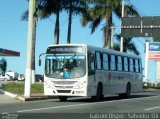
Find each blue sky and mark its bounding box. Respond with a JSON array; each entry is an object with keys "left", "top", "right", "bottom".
[{"left": 0, "top": 0, "right": 160, "bottom": 82}]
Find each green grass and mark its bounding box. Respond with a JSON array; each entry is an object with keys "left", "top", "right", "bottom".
[{"left": 0, "top": 82, "right": 44, "bottom": 94}]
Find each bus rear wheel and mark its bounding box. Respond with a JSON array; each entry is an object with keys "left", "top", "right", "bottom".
[
  {"left": 59, "top": 96, "right": 68, "bottom": 102},
  {"left": 119, "top": 83, "right": 131, "bottom": 99}
]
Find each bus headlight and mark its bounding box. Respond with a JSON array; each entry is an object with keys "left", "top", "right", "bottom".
[
  {"left": 45, "top": 80, "right": 55, "bottom": 88},
  {"left": 74, "top": 82, "right": 84, "bottom": 89}
]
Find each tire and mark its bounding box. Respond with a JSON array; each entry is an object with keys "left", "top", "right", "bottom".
[
  {"left": 119, "top": 83, "right": 131, "bottom": 99},
  {"left": 92, "top": 84, "right": 103, "bottom": 102},
  {"left": 59, "top": 96, "right": 68, "bottom": 102},
  {"left": 124, "top": 84, "right": 131, "bottom": 98}
]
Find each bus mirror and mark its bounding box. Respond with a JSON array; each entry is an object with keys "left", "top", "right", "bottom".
[
  {"left": 39, "top": 53, "right": 45, "bottom": 66},
  {"left": 39, "top": 59, "right": 41, "bottom": 66}
]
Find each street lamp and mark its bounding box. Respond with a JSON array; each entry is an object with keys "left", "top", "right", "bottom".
[{"left": 120, "top": 0, "right": 125, "bottom": 52}]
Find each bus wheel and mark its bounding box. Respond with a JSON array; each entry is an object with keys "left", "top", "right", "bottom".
[
  {"left": 119, "top": 83, "right": 131, "bottom": 99},
  {"left": 92, "top": 84, "right": 103, "bottom": 102},
  {"left": 125, "top": 83, "right": 131, "bottom": 98},
  {"left": 59, "top": 96, "right": 68, "bottom": 102}
]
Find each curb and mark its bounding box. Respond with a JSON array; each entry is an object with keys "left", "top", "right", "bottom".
[
  {"left": 0, "top": 87, "right": 58, "bottom": 102},
  {"left": 0, "top": 89, "right": 17, "bottom": 98},
  {"left": 16, "top": 95, "right": 58, "bottom": 101}
]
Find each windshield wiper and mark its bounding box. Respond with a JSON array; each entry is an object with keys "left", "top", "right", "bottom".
[{"left": 53, "top": 54, "right": 60, "bottom": 61}]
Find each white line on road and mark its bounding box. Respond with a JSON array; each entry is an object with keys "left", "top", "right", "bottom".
[
  {"left": 145, "top": 106, "right": 160, "bottom": 111},
  {"left": 17, "top": 95, "right": 160, "bottom": 113},
  {"left": 17, "top": 103, "right": 90, "bottom": 112}
]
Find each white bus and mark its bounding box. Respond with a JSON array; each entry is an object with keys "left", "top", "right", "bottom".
[{"left": 39, "top": 44, "right": 143, "bottom": 101}]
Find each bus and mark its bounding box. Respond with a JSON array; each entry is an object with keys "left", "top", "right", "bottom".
[{"left": 39, "top": 44, "right": 143, "bottom": 102}]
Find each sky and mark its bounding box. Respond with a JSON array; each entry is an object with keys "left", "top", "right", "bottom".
[{"left": 0, "top": 0, "right": 160, "bottom": 83}]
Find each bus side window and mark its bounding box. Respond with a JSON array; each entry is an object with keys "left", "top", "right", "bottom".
[
  {"left": 123, "top": 57, "right": 128, "bottom": 72},
  {"left": 95, "top": 52, "right": 102, "bottom": 70},
  {"left": 110, "top": 54, "right": 116, "bottom": 71},
  {"left": 102, "top": 53, "right": 109, "bottom": 70},
  {"left": 117, "top": 55, "right": 122, "bottom": 71},
  {"left": 139, "top": 59, "right": 142, "bottom": 73},
  {"left": 129, "top": 58, "right": 134, "bottom": 72},
  {"left": 134, "top": 59, "right": 139, "bottom": 73},
  {"left": 88, "top": 52, "right": 95, "bottom": 75}
]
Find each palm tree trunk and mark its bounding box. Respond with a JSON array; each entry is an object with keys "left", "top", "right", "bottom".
[
  {"left": 67, "top": 2, "right": 72, "bottom": 44},
  {"left": 54, "top": 9, "right": 60, "bottom": 44},
  {"left": 104, "top": 16, "right": 112, "bottom": 49}
]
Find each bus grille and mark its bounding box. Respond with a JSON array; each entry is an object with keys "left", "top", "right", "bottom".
[
  {"left": 52, "top": 81, "right": 77, "bottom": 85},
  {"left": 57, "top": 90, "right": 71, "bottom": 93},
  {"left": 55, "top": 86, "right": 73, "bottom": 89}
]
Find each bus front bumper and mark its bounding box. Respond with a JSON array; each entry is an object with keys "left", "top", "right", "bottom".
[{"left": 44, "top": 87, "right": 87, "bottom": 97}]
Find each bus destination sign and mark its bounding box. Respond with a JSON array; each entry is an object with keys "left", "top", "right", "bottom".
[{"left": 46, "top": 46, "right": 86, "bottom": 54}]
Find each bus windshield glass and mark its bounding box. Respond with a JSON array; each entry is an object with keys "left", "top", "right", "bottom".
[{"left": 45, "top": 54, "right": 86, "bottom": 79}]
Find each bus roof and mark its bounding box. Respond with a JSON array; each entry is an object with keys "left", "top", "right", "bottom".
[
  {"left": 47, "top": 44, "right": 141, "bottom": 59},
  {"left": 86, "top": 45, "right": 141, "bottom": 59}
]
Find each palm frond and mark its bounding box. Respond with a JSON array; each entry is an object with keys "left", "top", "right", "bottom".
[
  {"left": 90, "top": 16, "right": 102, "bottom": 34},
  {"left": 21, "top": 10, "right": 29, "bottom": 21}
]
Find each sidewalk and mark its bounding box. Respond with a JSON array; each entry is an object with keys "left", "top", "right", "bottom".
[
  {"left": 0, "top": 87, "right": 57, "bottom": 102},
  {"left": 0, "top": 93, "right": 20, "bottom": 104},
  {"left": 0, "top": 82, "right": 58, "bottom": 102}
]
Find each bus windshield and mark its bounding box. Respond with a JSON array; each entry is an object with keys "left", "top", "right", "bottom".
[{"left": 45, "top": 54, "right": 86, "bottom": 79}]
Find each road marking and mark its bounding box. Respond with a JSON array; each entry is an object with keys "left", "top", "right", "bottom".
[
  {"left": 145, "top": 106, "right": 160, "bottom": 111},
  {"left": 17, "top": 95, "right": 160, "bottom": 113},
  {"left": 17, "top": 103, "right": 95, "bottom": 112}
]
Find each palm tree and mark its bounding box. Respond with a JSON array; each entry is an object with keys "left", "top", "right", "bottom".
[
  {"left": 113, "top": 34, "right": 139, "bottom": 55},
  {"left": 81, "top": 0, "right": 140, "bottom": 49},
  {"left": 39, "top": 0, "right": 63, "bottom": 44},
  {"left": 0, "top": 58, "right": 7, "bottom": 75},
  {"left": 63, "top": 0, "right": 87, "bottom": 44},
  {"left": 22, "top": 0, "right": 63, "bottom": 44}
]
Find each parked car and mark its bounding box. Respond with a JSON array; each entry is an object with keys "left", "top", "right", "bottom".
[
  {"left": 0, "top": 74, "right": 13, "bottom": 81},
  {"left": 18, "top": 74, "right": 25, "bottom": 81},
  {"left": 5, "top": 71, "right": 18, "bottom": 80},
  {"left": 35, "top": 74, "right": 44, "bottom": 82}
]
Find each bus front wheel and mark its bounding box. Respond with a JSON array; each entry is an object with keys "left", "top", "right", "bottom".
[
  {"left": 92, "top": 84, "right": 103, "bottom": 102},
  {"left": 59, "top": 96, "right": 68, "bottom": 102}
]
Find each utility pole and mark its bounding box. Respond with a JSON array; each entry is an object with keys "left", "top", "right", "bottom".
[
  {"left": 144, "top": 42, "right": 149, "bottom": 85},
  {"left": 31, "top": 0, "right": 37, "bottom": 84},
  {"left": 120, "top": 0, "right": 125, "bottom": 52},
  {"left": 111, "top": 26, "right": 115, "bottom": 49},
  {"left": 24, "top": 0, "right": 36, "bottom": 97}
]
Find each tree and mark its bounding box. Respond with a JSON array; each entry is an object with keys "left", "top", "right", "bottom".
[
  {"left": 81, "top": 0, "right": 140, "bottom": 49},
  {"left": 22, "top": 0, "right": 63, "bottom": 44},
  {"left": 0, "top": 58, "right": 7, "bottom": 75},
  {"left": 38, "top": 0, "right": 64, "bottom": 44},
  {"left": 63, "top": 0, "right": 87, "bottom": 44},
  {"left": 113, "top": 34, "right": 139, "bottom": 55}
]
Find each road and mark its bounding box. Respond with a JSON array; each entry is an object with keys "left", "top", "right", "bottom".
[{"left": 0, "top": 91, "right": 160, "bottom": 119}]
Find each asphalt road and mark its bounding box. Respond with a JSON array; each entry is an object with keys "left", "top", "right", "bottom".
[{"left": 0, "top": 91, "right": 160, "bottom": 119}]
